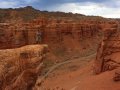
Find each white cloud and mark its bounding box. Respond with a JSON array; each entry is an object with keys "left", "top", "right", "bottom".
[
  {"left": 0, "top": 0, "right": 120, "bottom": 18},
  {"left": 50, "top": 2, "right": 120, "bottom": 18},
  {"left": 0, "top": 0, "right": 38, "bottom": 8},
  {"left": 23, "top": 0, "right": 38, "bottom": 4},
  {"left": 0, "top": 1, "right": 18, "bottom": 8}
]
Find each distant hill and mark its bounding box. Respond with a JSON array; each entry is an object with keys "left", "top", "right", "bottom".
[{"left": 0, "top": 6, "right": 105, "bottom": 22}]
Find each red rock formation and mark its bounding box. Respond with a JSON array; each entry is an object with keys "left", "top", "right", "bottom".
[
  {"left": 0, "top": 18, "right": 102, "bottom": 49},
  {"left": 0, "top": 7, "right": 118, "bottom": 61},
  {"left": 0, "top": 45, "right": 48, "bottom": 90},
  {"left": 0, "top": 6, "right": 117, "bottom": 50},
  {"left": 114, "top": 68, "right": 120, "bottom": 81},
  {"left": 94, "top": 21, "right": 120, "bottom": 74},
  {"left": 5, "top": 63, "right": 44, "bottom": 90},
  {"left": 0, "top": 15, "right": 118, "bottom": 64},
  {"left": 0, "top": 17, "right": 107, "bottom": 63}
]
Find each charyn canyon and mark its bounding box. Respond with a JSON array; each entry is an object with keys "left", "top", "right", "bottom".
[{"left": 0, "top": 0, "right": 120, "bottom": 90}]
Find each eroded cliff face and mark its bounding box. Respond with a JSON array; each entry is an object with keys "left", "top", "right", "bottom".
[
  {"left": 0, "top": 45, "right": 48, "bottom": 90},
  {"left": 0, "top": 18, "right": 100, "bottom": 48},
  {"left": 0, "top": 7, "right": 118, "bottom": 62},
  {"left": 0, "top": 17, "right": 117, "bottom": 62},
  {"left": 94, "top": 21, "right": 120, "bottom": 80},
  {"left": 0, "top": 7, "right": 117, "bottom": 52}
]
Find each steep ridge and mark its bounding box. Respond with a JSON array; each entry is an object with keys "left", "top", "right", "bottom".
[
  {"left": 0, "top": 6, "right": 84, "bottom": 22},
  {"left": 94, "top": 21, "right": 120, "bottom": 74},
  {"left": 0, "top": 45, "right": 48, "bottom": 90}
]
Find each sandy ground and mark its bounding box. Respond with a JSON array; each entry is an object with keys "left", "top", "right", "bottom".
[
  {"left": 76, "top": 70, "right": 120, "bottom": 90},
  {"left": 40, "top": 56, "right": 94, "bottom": 90},
  {"left": 40, "top": 57, "right": 120, "bottom": 90}
]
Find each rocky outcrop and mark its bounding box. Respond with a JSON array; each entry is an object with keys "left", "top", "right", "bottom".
[
  {"left": 114, "top": 68, "right": 120, "bottom": 81},
  {"left": 0, "top": 45, "right": 48, "bottom": 90},
  {"left": 94, "top": 22, "right": 120, "bottom": 74},
  {"left": 5, "top": 63, "right": 44, "bottom": 90}
]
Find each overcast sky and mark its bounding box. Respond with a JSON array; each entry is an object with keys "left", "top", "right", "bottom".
[{"left": 0, "top": 0, "right": 120, "bottom": 18}]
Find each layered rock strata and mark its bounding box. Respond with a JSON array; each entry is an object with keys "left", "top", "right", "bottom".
[
  {"left": 95, "top": 22, "right": 120, "bottom": 75},
  {"left": 0, "top": 45, "right": 48, "bottom": 90}
]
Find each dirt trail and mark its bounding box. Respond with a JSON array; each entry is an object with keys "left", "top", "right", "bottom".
[{"left": 36, "top": 52, "right": 96, "bottom": 89}]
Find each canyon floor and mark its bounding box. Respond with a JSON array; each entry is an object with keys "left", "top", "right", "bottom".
[{"left": 37, "top": 52, "right": 120, "bottom": 90}]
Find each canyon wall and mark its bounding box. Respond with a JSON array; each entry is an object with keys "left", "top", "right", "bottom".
[
  {"left": 0, "top": 7, "right": 117, "bottom": 58},
  {"left": 0, "top": 6, "right": 119, "bottom": 61},
  {"left": 0, "top": 15, "right": 117, "bottom": 62},
  {"left": 0, "top": 18, "right": 102, "bottom": 49},
  {"left": 0, "top": 18, "right": 116, "bottom": 48},
  {"left": 94, "top": 21, "right": 120, "bottom": 75}
]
